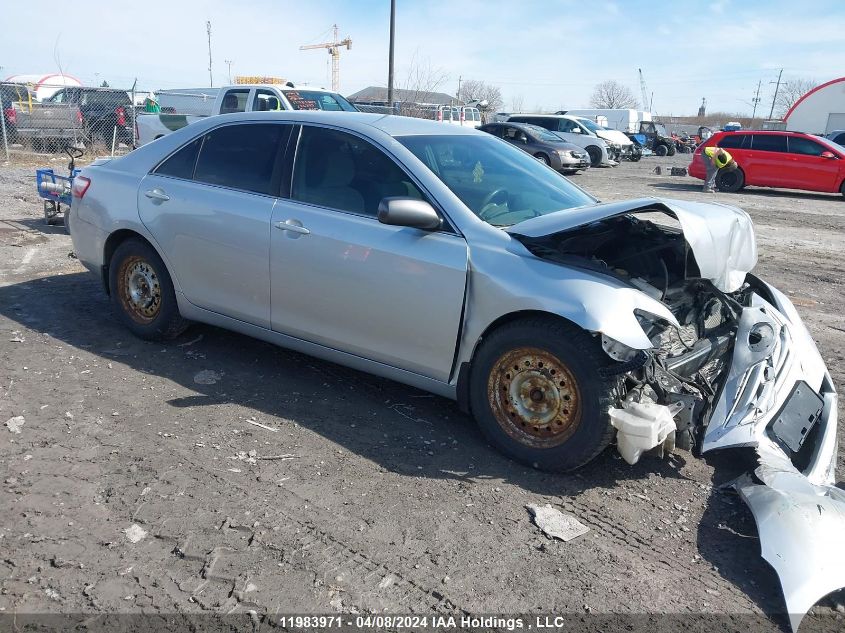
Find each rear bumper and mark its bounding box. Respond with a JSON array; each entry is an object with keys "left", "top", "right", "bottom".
[{"left": 688, "top": 154, "right": 705, "bottom": 179}]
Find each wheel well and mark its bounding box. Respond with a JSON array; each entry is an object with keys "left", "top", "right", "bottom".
[
  {"left": 455, "top": 310, "right": 586, "bottom": 415},
  {"left": 101, "top": 229, "right": 155, "bottom": 295}
]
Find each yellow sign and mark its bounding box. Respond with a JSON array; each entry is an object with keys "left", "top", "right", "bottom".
[{"left": 234, "top": 76, "right": 288, "bottom": 85}]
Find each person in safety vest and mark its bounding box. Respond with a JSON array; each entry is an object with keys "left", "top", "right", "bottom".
[{"left": 701, "top": 146, "right": 736, "bottom": 192}]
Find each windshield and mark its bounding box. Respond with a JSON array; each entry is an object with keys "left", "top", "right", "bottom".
[
  {"left": 283, "top": 90, "right": 358, "bottom": 111},
  {"left": 576, "top": 118, "right": 602, "bottom": 132},
  {"left": 655, "top": 123, "right": 669, "bottom": 136},
  {"left": 396, "top": 134, "right": 595, "bottom": 227},
  {"left": 522, "top": 124, "right": 562, "bottom": 142}
]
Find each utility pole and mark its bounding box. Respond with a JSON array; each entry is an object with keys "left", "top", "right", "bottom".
[
  {"left": 224, "top": 59, "right": 233, "bottom": 84},
  {"left": 768, "top": 68, "right": 783, "bottom": 120},
  {"left": 457, "top": 76, "right": 462, "bottom": 103},
  {"left": 299, "top": 25, "right": 352, "bottom": 92},
  {"left": 206, "top": 21, "right": 213, "bottom": 88},
  {"left": 751, "top": 80, "right": 762, "bottom": 119},
  {"left": 387, "top": 0, "right": 395, "bottom": 109}
]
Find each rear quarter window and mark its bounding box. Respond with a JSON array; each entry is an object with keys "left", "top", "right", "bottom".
[{"left": 716, "top": 134, "right": 748, "bottom": 149}]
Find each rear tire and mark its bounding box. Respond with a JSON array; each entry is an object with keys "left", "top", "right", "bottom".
[
  {"left": 716, "top": 167, "right": 745, "bottom": 193},
  {"left": 109, "top": 238, "right": 188, "bottom": 340},
  {"left": 469, "top": 317, "right": 619, "bottom": 472},
  {"left": 654, "top": 144, "right": 668, "bottom": 157},
  {"left": 667, "top": 144, "right": 677, "bottom": 156},
  {"left": 586, "top": 145, "right": 602, "bottom": 166}
]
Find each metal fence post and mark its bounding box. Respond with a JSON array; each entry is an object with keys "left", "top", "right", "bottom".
[
  {"left": 0, "top": 87, "right": 9, "bottom": 161},
  {"left": 131, "top": 79, "right": 137, "bottom": 148}
]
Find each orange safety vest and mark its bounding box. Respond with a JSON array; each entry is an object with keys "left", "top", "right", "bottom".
[{"left": 704, "top": 146, "right": 733, "bottom": 168}]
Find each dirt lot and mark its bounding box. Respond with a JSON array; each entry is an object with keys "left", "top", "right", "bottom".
[{"left": 1, "top": 152, "right": 843, "bottom": 631}]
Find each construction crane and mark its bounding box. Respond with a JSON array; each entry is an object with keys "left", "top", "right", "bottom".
[
  {"left": 299, "top": 25, "right": 352, "bottom": 92},
  {"left": 638, "top": 68, "right": 653, "bottom": 113}
]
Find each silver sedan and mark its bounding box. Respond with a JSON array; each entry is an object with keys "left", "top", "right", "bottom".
[{"left": 68, "top": 112, "right": 842, "bottom": 626}]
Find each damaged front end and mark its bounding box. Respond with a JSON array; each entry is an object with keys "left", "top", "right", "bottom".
[{"left": 509, "top": 197, "right": 842, "bottom": 630}]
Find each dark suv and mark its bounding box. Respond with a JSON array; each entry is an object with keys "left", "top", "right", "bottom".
[{"left": 45, "top": 87, "right": 133, "bottom": 146}]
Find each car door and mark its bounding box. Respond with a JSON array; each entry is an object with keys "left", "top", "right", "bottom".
[
  {"left": 747, "top": 134, "right": 790, "bottom": 187},
  {"left": 269, "top": 124, "right": 468, "bottom": 381},
  {"left": 137, "top": 122, "right": 292, "bottom": 328},
  {"left": 785, "top": 135, "right": 841, "bottom": 192}
]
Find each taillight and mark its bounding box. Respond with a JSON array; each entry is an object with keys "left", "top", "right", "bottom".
[
  {"left": 116, "top": 106, "right": 126, "bottom": 126},
  {"left": 4, "top": 107, "right": 15, "bottom": 124},
  {"left": 72, "top": 176, "right": 91, "bottom": 198},
  {"left": 460, "top": 110, "right": 465, "bottom": 122},
  {"left": 437, "top": 110, "right": 442, "bottom": 122},
  {"left": 76, "top": 109, "right": 83, "bottom": 124}
]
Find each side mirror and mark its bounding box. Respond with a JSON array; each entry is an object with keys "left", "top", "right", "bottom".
[
  {"left": 820, "top": 151, "right": 837, "bottom": 159},
  {"left": 378, "top": 198, "right": 442, "bottom": 230}
]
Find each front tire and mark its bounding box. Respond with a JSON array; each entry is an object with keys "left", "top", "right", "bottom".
[
  {"left": 654, "top": 143, "right": 668, "bottom": 157},
  {"left": 534, "top": 153, "right": 550, "bottom": 166},
  {"left": 109, "top": 238, "right": 188, "bottom": 340},
  {"left": 469, "top": 318, "right": 619, "bottom": 472},
  {"left": 586, "top": 145, "right": 602, "bottom": 166}
]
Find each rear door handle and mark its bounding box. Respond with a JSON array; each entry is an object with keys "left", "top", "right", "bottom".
[
  {"left": 144, "top": 188, "right": 170, "bottom": 202},
  {"left": 275, "top": 220, "right": 310, "bottom": 235}
]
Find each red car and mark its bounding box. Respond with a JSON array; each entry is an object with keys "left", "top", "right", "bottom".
[{"left": 689, "top": 130, "right": 845, "bottom": 196}]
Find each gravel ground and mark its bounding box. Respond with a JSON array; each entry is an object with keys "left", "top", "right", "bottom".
[{"left": 1, "top": 152, "right": 843, "bottom": 631}]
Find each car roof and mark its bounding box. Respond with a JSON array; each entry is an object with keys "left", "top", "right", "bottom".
[{"left": 188, "top": 110, "right": 481, "bottom": 137}]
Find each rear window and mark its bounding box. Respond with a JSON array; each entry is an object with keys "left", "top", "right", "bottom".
[
  {"left": 193, "top": 123, "right": 290, "bottom": 195},
  {"left": 283, "top": 90, "right": 357, "bottom": 111},
  {"left": 750, "top": 134, "right": 787, "bottom": 153},
  {"left": 716, "top": 134, "right": 748, "bottom": 149},
  {"left": 82, "top": 90, "right": 131, "bottom": 106}
]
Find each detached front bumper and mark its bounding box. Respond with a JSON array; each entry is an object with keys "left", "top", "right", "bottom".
[{"left": 704, "top": 277, "right": 842, "bottom": 631}]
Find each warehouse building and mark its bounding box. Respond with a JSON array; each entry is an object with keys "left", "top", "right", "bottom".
[{"left": 783, "top": 77, "right": 845, "bottom": 134}]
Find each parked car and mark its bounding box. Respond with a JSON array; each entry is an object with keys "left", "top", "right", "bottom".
[
  {"left": 68, "top": 112, "right": 842, "bottom": 627},
  {"left": 825, "top": 129, "right": 845, "bottom": 146},
  {"left": 507, "top": 114, "right": 615, "bottom": 167},
  {"left": 45, "top": 87, "right": 134, "bottom": 147},
  {"left": 568, "top": 115, "right": 639, "bottom": 161},
  {"left": 461, "top": 106, "right": 482, "bottom": 128},
  {"left": 689, "top": 130, "right": 845, "bottom": 195},
  {"left": 479, "top": 122, "right": 590, "bottom": 173}
]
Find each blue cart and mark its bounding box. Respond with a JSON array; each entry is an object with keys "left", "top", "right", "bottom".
[{"left": 35, "top": 146, "right": 84, "bottom": 226}]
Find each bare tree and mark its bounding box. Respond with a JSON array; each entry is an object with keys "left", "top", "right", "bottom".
[
  {"left": 590, "top": 80, "right": 639, "bottom": 109},
  {"left": 510, "top": 94, "right": 525, "bottom": 113},
  {"left": 398, "top": 50, "right": 450, "bottom": 117},
  {"left": 775, "top": 78, "right": 816, "bottom": 117},
  {"left": 459, "top": 79, "right": 503, "bottom": 122}
]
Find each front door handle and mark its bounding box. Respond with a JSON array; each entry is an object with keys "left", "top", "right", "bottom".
[
  {"left": 144, "top": 188, "right": 170, "bottom": 202},
  {"left": 274, "top": 220, "right": 310, "bottom": 235}
]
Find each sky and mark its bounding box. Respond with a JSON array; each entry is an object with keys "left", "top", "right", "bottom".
[{"left": 2, "top": 0, "right": 844, "bottom": 116}]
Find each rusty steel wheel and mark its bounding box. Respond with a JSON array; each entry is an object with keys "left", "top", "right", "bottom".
[
  {"left": 117, "top": 255, "right": 162, "bottom": 324},
  {"left": 487, "top": 347, "right": 581, "bottom": 449},
  {"left": 109, "top": 238, "right": 188, "bottom": 341},
  {"left": 470, "top": 318, "right": 618, "bottom": 472}
]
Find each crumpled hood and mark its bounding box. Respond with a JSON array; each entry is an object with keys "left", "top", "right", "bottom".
[
  {"left": 596, "top": 129, "right": 633, "bottom": 146},
  {"left": 506, "top": 197, "right": 758, "bottom": 293}
]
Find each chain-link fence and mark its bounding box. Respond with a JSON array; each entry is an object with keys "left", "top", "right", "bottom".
[{"left": 1, "top": 82, "right": 138, "bottom": 160}]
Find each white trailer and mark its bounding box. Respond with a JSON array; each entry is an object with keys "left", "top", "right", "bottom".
[{"left": 561, "top": 109, "right": 652, "bottom": 133}]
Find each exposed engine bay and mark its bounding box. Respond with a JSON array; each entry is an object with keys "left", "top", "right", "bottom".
[
  {"left": 510, "top": 201, "right": 843, "bottom": 631},
  {"left": 515, "top": 211, "right": 748, "bottom": 455}
]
